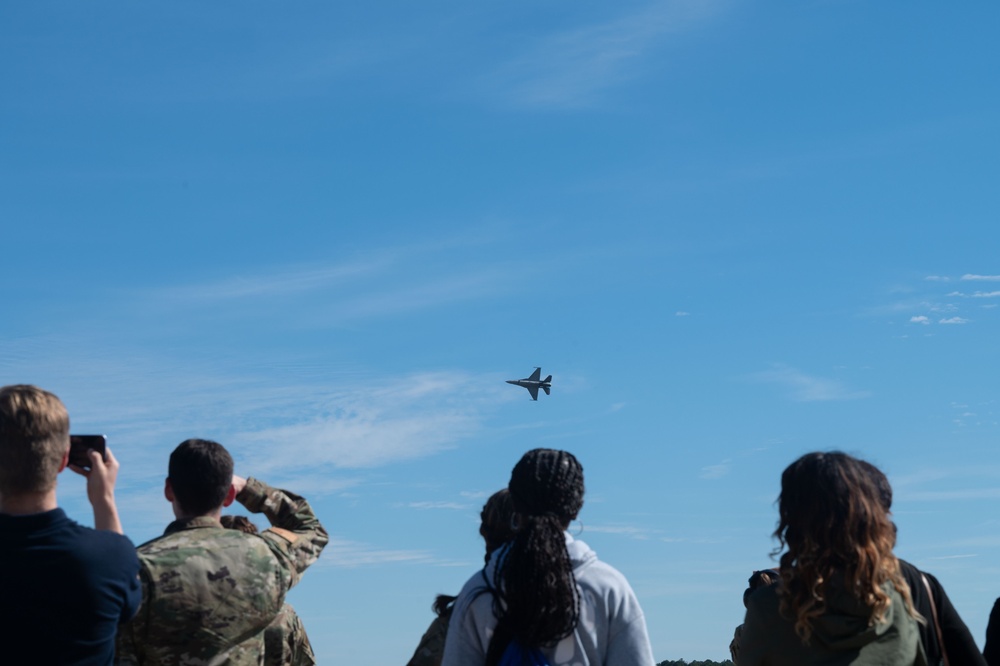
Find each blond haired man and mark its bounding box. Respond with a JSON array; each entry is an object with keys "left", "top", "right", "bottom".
[{"left": 0, "top": 384, "right": 141, "bottom": 665}]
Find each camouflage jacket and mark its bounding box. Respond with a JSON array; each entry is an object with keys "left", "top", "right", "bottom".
[
  {"left": 116, "top": 478, "right": 328, "bottom": 666},
  {"left": 264, "top": 603, "right": 316, "bottom": 666}
]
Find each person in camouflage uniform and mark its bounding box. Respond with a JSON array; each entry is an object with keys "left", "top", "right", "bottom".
[
  {"left": 263, "top": 603, "right": 316, "bottom": 666},
  {"left": 116, "top": 438, "right": 328, "bottom": 666},
  {"left": 406, "top": 488, "right": 516, "bottom": 666},
  {"left": 220, "top": 515, "right": 317, "bottom": 666}
]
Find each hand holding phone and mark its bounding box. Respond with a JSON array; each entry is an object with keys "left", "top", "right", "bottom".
[
  {"left": 69, "top": 435, "right": 107, "bottom": 470},
  {"left": 67, "top": 435, "right": 122, "bottom": 533}
]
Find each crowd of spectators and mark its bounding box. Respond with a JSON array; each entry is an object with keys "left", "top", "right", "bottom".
[{"left": 4, "top": 382, "right": 1000, "bottom": 666}]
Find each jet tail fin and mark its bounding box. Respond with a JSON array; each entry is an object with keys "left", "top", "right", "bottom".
[
  {"left": 543, "top": 375, "right": 552, "bottom": 383},
  {"left": 542, "top": 386, "right": 551, "bottom": 395}
]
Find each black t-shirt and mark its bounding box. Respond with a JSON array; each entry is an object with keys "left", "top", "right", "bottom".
[{"left": 0, "top": 508, "right": 142, "bottom": 666}]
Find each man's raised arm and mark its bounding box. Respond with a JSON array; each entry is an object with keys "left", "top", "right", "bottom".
[
  {"left": 68, "top": 446, "right": 125, "bottom": 534},
  {"left": 233, "top": 475, "right": 329, "bottom": 586}
]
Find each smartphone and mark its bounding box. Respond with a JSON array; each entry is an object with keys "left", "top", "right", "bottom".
[{"left": 69, "top": 434, "right": 107, "bottom": 469}]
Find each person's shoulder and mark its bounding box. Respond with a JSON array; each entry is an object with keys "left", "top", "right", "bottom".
[
  {"left": 457, "top": 568, "right": 490, "bottom": 598},
  {"left": 49, "top": 523, "right": 140, "bottom": 588},
  {"left": 571, "top": 549, "right": 632, "bottom": 590},
  {"left": 896, "top": 558, "right": 922, "bottom": 586},
  {"left": 745, "top": 578, "right": 781, "bottom": 614},
  {"left": 62, "top": 521, "right": 138, "bottom": 559},
  {"left": 138, "top": 524, "right": 254, "bottom": 563},
  {"left": 449, "top": 569, "right": 495, "bottom": 622}
]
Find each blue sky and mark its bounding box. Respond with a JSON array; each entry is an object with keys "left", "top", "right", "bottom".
[{"left": 4, "top": 1, "right": 1000, "bottom": 662}]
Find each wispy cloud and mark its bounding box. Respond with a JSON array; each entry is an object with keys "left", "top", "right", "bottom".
[
  {"left": 658, "top": 535, "right": 727, "bottom": 544},
  {"left": 748, "top": 365, "right": 871, "bottom": 402},
  {"left": 157, "top": 258, "right": 391, "bottom": 302},
  {"left": 948, "top": 290, "right": 1000, "bottom": 299},
  {"left": 873, "top": 271, "right": 1000, "bottom": 325},
  {"left": 483, "top": 0, "right": 725, "bottom": 109},
  {"left": 891, "top": 463, "right": 1000, "bottom": 505},
  {"left": 891, "top": 463, "right": 1000, "bottom": 488},
  {"left": 318, "top": 537, "right": 454, "bottom": 568},
  {"left": 865, "top": 299, "right": 937, "bottom": 317},
  {"left": 1, "top": 336, "right": 504, "bottom": 483},
  {"left": 405, "top": 501, "right": 468, "bottom": 510},
  {"left": 234, "top": 372, "right": 496, "bottom": 473},
  {"left": 700, "top": 459, "right": 732, "bottom": 479},
  {"left": 899, "top": 488, "right": 1000, "bottom": 501},
  {"left": 145, "top": 239, "right": 535, "bottom": 327},
  {"left": 586, "top": 524, "right": 659, "bottom": 540}
]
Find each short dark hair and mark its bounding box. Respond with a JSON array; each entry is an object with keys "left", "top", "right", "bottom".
[
  {"left": 480, "top": 488, "right": 516, "bottom": 562},
  {"left": 168, "top": 439, "right": 233, "bottom": 516},
  {"left": 858, "top": 459, "right": 893, "bottom": 511}
]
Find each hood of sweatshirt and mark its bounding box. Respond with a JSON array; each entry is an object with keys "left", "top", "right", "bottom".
[
  {"left": 484, "top": 532, "right": 598, "bottom": 582},
  {"left": 807, "top": 582, "right": 902, "bottom": 651}
]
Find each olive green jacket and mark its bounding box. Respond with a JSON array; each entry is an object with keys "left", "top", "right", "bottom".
[{"left": 739, "top": 580, "right": 927, "bottom": 666}]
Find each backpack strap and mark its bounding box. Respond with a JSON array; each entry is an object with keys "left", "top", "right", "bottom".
[{"left": 921, "top": 573, "right": 950, "bottom": 666}]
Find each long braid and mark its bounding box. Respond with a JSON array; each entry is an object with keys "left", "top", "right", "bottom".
[{"left": 485, "top": 449, "right": 584, "bottom": 666}]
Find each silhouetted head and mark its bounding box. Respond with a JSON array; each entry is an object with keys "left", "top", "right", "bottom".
[
  {"left": 774, "top": 451, "right": 909, "bottom": 642},
  {"left": 857, "top": 458, "right": 893, "bottom": 512},
  {"left": 485, "top": 449, "right": 586, "bottom": 665},
  {"left": 508, "top": 448, "right": 584, "bottom": 528},
  {"left": 167, "top": 439, "right": 233, "bottom": 516},
  {"left": 480, "top": 488, "right": 516, "bottom": 561},
  {"left": 0, "top": 385, "right": 70, "bottom": 496},
  {"left": 743, "top": 569, "right": 779, "bottom": 608}
]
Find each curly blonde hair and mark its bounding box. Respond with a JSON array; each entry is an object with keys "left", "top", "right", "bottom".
[{"left": 773, "top": 451, "right": 917, "bottom": 643}]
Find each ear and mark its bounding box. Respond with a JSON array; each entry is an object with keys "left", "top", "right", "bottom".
[
  {"left": 57, "top": 449, "right": 69, "bottom": 473},
  {"left": 164, "top": 478, "right": 175, "bottom": 502},
  {"left": 222, "top": 483, "right": 237, "bottom": 508}
]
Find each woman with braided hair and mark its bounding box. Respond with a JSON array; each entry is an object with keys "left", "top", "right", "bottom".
[
  {"left": 441, "top": 449, "right": 655, "bottom": 666},
  {"left": 739, "top": 451, "right": 927, "bottom": 666}
]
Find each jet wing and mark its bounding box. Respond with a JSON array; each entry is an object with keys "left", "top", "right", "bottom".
[
  {"left": 527, "top": 385, "right": 539, "bottom": 401},
  {"left": 527, "top": 367, "right": 541, "bottom": 382}
]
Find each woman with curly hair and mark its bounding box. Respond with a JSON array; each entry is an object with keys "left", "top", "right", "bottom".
[
  {"left": 441, "top": 448, "right": 655, "bottom": 666},
  {"left": 739, "top": 451, "right": 927, "bottom": 666}
]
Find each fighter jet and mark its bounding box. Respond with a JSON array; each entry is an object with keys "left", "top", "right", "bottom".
[{"left": 507, "top": 367, "right": 552, "bottom": 401}]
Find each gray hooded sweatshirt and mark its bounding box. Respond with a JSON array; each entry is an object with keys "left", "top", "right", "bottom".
[{"left": 440, "top": 533, "right": 656, "bottom": 666}]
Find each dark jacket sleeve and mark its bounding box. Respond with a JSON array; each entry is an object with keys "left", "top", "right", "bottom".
[
  {"left": 738, "top": 588, "right": 775, "bottom": 666},
  {"left": 923, "top": 572, "right": 987, "bottom": 666},
  {"left": 983, "top": 597, "right": 1000, "bottom": 665}
]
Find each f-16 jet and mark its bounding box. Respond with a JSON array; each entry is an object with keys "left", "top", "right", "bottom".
[{"left": 507, "top": 367, "right": 552, "bottom": 401}]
